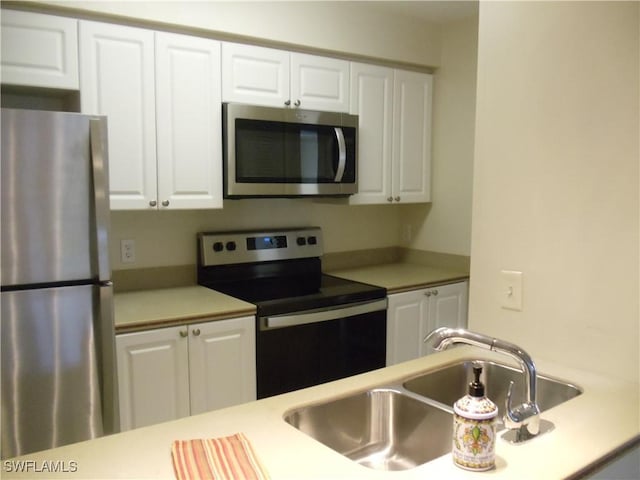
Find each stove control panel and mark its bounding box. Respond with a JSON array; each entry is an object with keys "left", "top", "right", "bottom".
[
  {"left": 199, "top": 227, "right": 323, "bottom": 266},
  {"left": 247, "top": 235, "right": 287, "bottom": 251}
]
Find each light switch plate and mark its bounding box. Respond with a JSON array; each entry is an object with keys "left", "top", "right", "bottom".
[{"left": 500, "top": 270, "right": 523, "bottom": 311}]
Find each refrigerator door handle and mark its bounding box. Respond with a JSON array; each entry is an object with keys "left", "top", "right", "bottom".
[
  {"left": 98, "top": 282, "right": 119, "bottom": 435},
  {"left": 90, "top": 118, "right": 111, "bottom": 283}
]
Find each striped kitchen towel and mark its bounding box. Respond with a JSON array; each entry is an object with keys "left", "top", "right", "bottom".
[{"left": 172, "top": 433, "right": 270, "bottom": 480}]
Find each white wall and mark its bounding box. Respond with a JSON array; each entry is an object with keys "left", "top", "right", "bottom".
[
  {"left": 401, "top": 15, "right": 478, "bottom": 255},
  {"left": 110, "top": 201, "right": 401, "bottom": 269},
  {"left": 35, "top": 1, "right": 443, "bottom": 67},
  {"left": 469, "top": 2, "right": 639, "bottom": 382}
]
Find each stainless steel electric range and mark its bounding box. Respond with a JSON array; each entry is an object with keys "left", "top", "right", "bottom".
[{"left": 197, "top": 227, "right": 387, "bottom": 399}]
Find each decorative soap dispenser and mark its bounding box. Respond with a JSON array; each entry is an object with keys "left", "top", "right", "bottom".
[{"left": 452, "top": 364, "right": 498, "bottom": 471}]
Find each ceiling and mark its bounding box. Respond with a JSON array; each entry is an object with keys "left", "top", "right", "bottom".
[{"left": 363, "top": 1, "right": 479, "bottom": 24}]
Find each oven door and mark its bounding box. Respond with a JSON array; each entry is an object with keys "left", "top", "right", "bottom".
[
  {"left": 224, "top": 103, "right": 357, "bottom": 197},
  {"left": 256, "top": 299, "right": 387, "bottom": 399}
]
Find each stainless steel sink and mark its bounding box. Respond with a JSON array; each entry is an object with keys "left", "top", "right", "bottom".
[
  {"left": 284, "top": 388, "right": 452, "bottom": 471},
  {"left": 284, "top": 359, "right": 582, "bottom": 471},
  {"left": 403, "top": 360, "right": 582, "bottom": 416}
]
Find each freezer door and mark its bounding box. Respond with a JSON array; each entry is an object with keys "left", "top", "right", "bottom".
[
  {"left": 1, "top": 284, "right": 114, "bottom": 459},
  {"left": 1, "top": 108, "right": 110, "bottom": 286}
]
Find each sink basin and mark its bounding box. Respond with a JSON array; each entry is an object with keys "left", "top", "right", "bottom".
[
  {"left": 404, "top": 360, "right": 582, "bottom": 416},
  {"left": 284, "top": 388, "right": 452, "bottom": 471},
  {"left": 284, "top": 359, "right": 582, "bottom": 470}
]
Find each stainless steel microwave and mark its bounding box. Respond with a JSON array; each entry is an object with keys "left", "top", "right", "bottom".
[{"left": 223, "top": 103, "right": 358, "bottom": 198}]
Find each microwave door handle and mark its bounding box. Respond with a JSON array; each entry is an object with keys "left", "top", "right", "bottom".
[{"left": 333, "top": 127, "right": 347, "bottom": 182}]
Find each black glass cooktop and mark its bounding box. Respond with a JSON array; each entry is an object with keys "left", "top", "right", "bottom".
[{"left": 199, "top": 268, "right": 385, "bottom": 317}]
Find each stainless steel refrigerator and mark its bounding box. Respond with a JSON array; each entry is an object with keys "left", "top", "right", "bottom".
[{"left": 1, "top": 108, "right": 118, "bottom": 459}]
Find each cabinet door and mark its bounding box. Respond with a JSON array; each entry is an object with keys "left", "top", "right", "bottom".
[
  {"left": 116, "top": 327, "right": 190, "bottom": 431},
  {"left": 424, "top": 282, "right": 469, "bottom": 355},
  {"left": 387, "top": 281, "right": 469, "bottom": 364},
  {"left": 155, "top": 32, "right": 223, "bottom": 209},
  {"left": 349, "top": 63, "right": 394, "bottom": 204},
  {"left": 386, "top": 290, "right": 428, "bottom": 366},
  {"left": 291, "top": 53, "right": 350, "bottom": 112},
  {"left": 79, "top": 21, "right": 157, "bottom": 210},
  {"left": 221, "top": 42, "right": 289, "bottom": 107},
  {"left": 188, "top": 316, "right": 256, "bottom": 415},
  {"left": 1, "top": 10, "right": 79, "bottom": 90},
  {"left": 392, "top": 70, "right": 433, "bottom": 203}
]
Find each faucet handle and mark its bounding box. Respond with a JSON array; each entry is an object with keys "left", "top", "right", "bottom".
[
  {"left": 505, "top": 380, "right": 516, "bottom": 422},
  {"left": 504, "top": 380, "right": 541, "bottom": 438},
  {"left": 504, "top": 380, "right": 526, "bottom": 425}
]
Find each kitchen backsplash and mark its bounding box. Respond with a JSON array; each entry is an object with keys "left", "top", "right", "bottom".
[
  {"left": 110, "top": 199, "right": 405, "bottom": 272},
  {"left": 112, "top": 243, "right": 471, "bottom": 293}
]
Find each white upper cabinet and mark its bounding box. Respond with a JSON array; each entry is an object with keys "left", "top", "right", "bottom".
[
  {"left": 79, "top": 21, "right": 157, "bottom": 210},
  {"left": 349, "top": 63, "right": 433, "bottom": 204},
  {"left": 80, "top": 21, "right": 222, "bottom": 210},
  {"left": 222, "top": 42, "right": 350, "bottom": 112},
  {"left": 1, "top": 10, "right": 79, "bottom": 90},
  {"left": 392, "top": 70, "right": 433, "bottom": 203},
  {"left": 290, "top": 52, "right": 350, "bottom": 112},
  {"left": 349, "top": 63, "right": 394, "bottom": 204},
  {"left": 221, "top": 43, "right": 290, "bottom": 107},
  {"left": 155, "top": 32, "right": 222, "bottom": 210}
]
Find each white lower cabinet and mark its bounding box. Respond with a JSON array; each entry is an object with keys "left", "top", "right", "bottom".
[
  {"left": 116, "top": 316, "right": 256, "bottom": 431},
  {"left": 187, "top": 318, "right": 256, "bottom": 415},
  {"left": 386, "top": 281, "right": 468, "bottom": 366}
]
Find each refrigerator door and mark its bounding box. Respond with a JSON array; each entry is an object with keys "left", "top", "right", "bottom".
[
  {"left": 1, "top": 108, "right": 110, "bottom": 287},
  {"left": 1, "top": 284, "right": 115, "bottom": 459}
]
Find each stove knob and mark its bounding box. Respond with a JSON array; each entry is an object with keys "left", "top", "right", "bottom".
[
  {"left": 213, "top": 242, "right": 224, "bottom": 252},
  {"left": 296, "top": 237, "right": 307, "bottom": 246},
  {"left": 307, "top": 236, "right": 317, "bottom": 245},
  {"left": 226, "top": 241, "right": 237, "bottom": 251}
]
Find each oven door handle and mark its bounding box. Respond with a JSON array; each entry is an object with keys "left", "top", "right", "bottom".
[{"left": 261, "top": 298, "right": 387, "bottom": 330}]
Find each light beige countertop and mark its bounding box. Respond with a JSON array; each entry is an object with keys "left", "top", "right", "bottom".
[
  {"left": 114, "top": 286, "right": 256, "bottom": 333},
  {"left": 114, "top": 263, "right": 468, "bottom": 333},
  {"left": 328, "top": 262, "right": 469, "bottom": 293},
  {"left": 4, "top": 347, "right": 638, "bottom": 479}
]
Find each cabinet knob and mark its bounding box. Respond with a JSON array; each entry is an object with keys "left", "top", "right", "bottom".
[
  {"left": 424, "top": 291, "right": 431, "bottom": 297},
  {"left": 161, "top": 200, "right": 170, "bottom": 207},
  {"left": 387, "top": 197, "right": 393, "bottom": 202},
  {"left": 294, "top": 99, "right": 301, "bottom": 107},
  {"left": 432, "top": 289, "right": 439, "bottom": 296},
  {"left": 192, "top": 328, "right": 201, "bottom": 336},
  {"left": 284, "top": 100, "right": 291, "bottom": 106},
  {"left": 149, "top": 200, "right": 157, "bottom": 207},
  {"left": 179, "top": 330, "right": 188, "bottom": 338},
  {"left": 394, "top": 196, "right": 401, "bottom": 202}
]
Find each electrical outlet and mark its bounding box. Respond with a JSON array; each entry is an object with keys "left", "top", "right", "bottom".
[
  {"left": 500, "top": 270, "right": 523, "bottom": 311},
  {"left": 120, "top": 239, "right": 136, "bottom": 264}
]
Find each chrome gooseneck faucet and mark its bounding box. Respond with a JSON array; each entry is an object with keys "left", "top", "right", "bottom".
[{"left": 424, "top": 327, "right": 541, "bottom": 441}]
